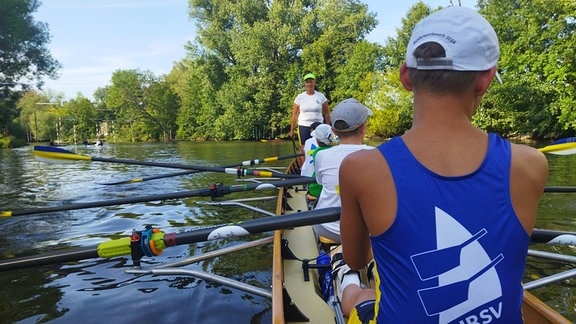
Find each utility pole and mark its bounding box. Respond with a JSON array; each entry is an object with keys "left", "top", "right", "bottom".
[{"left": 34, "top": 110, "right": 38, "bottom": 142}]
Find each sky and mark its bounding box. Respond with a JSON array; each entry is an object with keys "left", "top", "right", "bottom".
[{"left": 34, "top": 0, "right": 477, "bottom": 100}]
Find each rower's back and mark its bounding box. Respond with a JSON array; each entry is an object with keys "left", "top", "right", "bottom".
[{"left": 339, "top": 7, "right": 548, "bottom": 323}]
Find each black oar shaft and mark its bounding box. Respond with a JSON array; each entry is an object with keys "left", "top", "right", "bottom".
[
  {"left": 4, "top": 177, "right": 315, "bottom": 217},
  {"left": 101, "top": 153, "right": 304, "bottom": 185},
  {"left": 35, "top": 146, "right": 302, "bottom": 178},
  {"left": 172, "top": 207, "right": 341, "bottom": 246},
  {"left": 544, "top": 186, "right": 576, "bottom": 193},
  {"left": 1, "top": 211, "right": 573, "bottom": 272},
  {"left": 89, "top": 156, "right": 223, "bottom": 172},
  {"left": 8, "top": 188, "right": 213, "bottom": 216},
  {"left": 92, "top": 153, "right": 303, "bottom": 170},
  {"left": 102, "top": 170, "right": 197, "bottom": 185},
  {"left": 0, "top": 207, "right": 340, "bottom": 272},
  {"left": 89, "top": 156, "right": 302, "bottom": 178},
  {"left": 0, "top": 246, "right": 99, "bottom": 272}
]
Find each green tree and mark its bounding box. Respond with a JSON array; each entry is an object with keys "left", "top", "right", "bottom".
[
  {"left": 186, "top": 0, "right": 377, "bottom": 140},
  {"left": 478, "top": 0, "right": 576, "bottom": 138},
  {"left": 16, "top": 91, "right": 63, "bottom": 142},
  {"left": 332, "top": 41, "right": 382, "bottom": 104},
  {"left": 66, "top": 96, "right": 97, "bottom": 144},
  {"left": 301, "top": 0, "right": 377, "bottom": 102},
  {"left": 145, "top": 78, "right": 180, "bottom": 141},
  {"left": 106, "top": 69, "right": 179, "bottom": 142},
  {"left": 368, "top": 2, "right": 437, "bottom": 139},
  {"left": 0, "top": 0, "right": 61, "bottom": 141},
  {"left": 0, "top": 0, "right": 60, "bottom": 87},
  {"left": 367, "top": 70, "right": 413, "bottom": 139},
  {"left": 381, "top": 2, "right": 434, "bottom": 71}
]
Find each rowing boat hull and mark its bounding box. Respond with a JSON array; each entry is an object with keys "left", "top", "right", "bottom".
[
  {"left": 272, "top": 160, "right": 334, "bottom": 323},
  {"left": 523, "top": 290, "right": 570, "bottom": 323},
  {"left": 272, "top": 160, "right": 570, "bottom": 323}
]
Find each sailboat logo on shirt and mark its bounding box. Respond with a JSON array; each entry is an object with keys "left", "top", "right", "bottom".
[
  {"left": 410, "top": 207, "right": 504, "bottom": 323},
  {"left": 306, "top": 143, "right": 318, "bottom": 165}
]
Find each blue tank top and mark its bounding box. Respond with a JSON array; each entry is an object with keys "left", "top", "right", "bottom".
[{"left": 371, "top": 133, "right": 528, "bottom": 323}]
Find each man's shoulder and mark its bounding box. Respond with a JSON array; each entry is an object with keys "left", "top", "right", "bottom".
[
  {"left": 313, "top": 146, "right": 336, "bottom": 164},
  {"left": 345, "top": 147, "right": 379, "bottom": 162},
  {"left": 314, "top": 145, "right": 333, "bottom": 158},
  {"left": 510, "top": 143, "right": 548, "bottom": 171}
]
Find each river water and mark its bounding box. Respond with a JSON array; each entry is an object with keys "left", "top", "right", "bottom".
[{"left": 0, "top": 141, "right": 574, "bottom": 322}]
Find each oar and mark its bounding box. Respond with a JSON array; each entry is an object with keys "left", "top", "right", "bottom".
[
  {"left": 538, "top": 142, "right": 576, "bottom": 155},
  {"left": 100, "top": 153, "right": 304, "bottom": 185},
  {"left": 101, "top": 170, "right": 198, "bottom": 185},
  {"left": 0, "top": 207, "right": 341, "bottom": 272},
  {"left": 531, "top": 228, "right": 576, "bottom": 245},
  {"left": 33, "top": 146, "right": 302, "bottom": 179},
  {"left": 552, "top": 137, "right": 576, "bottom": 145},
  {"left": 544, "top": 186, "right": 576, "bottom": 193},
  {"left": 0, "top": 177, "right": 315, "bottom": 217}
]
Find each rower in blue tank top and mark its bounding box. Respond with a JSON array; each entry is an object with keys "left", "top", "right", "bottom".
[
  {"left": 368, "top": 134, "right": 527, "bottom": 323},
  {"left": 334, "top": 7, "right": 548, "bottom": 323}
]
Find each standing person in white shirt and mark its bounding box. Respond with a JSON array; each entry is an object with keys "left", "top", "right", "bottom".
[
  {"left": 313, "top": 98, "right": 373, "bottom": 243},
  {"left": 289, "top": 73, "right": 331, "bottom": 146}
]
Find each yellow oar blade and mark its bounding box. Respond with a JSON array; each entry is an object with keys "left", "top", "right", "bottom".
[
  {"left": 33, "top": 146, "right": 92, "bottom": 161},
  {"left": 538, "top": 142, "right": 576, "bottom": 155}
]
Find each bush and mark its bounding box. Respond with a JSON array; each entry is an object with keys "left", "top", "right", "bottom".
[{"left": 0, "top": 135, "right": 26, "bottom": 148}]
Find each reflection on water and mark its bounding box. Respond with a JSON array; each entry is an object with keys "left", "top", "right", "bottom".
[
  {"left": 0, "top": 141, "right": 292, "bottom": 323},
  {"left": 1, "top": 141, "right": 575, "bottom": 322}
]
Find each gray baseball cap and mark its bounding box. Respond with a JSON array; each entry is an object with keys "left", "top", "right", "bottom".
[{"left": 330, "top": 98, "right": 373, "bottom": 132}]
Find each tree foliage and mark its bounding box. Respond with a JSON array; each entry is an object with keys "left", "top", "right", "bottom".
[
  {"left": 173, "top": 0, "right": 377, "bottom": 140},
  {"left": 105, "top": 69, "right": 179, "bottom": 142},
  {"left": 0, "top": 0, "right": 61, "bottom": 142},
  {"left": 0, "top": 0, "right": 60, "bottom": 88},
  {"left": 477, "top": 0, "right": 576, "bottom": 138},
  {"left": 6, "top": 0, "right": 576, "bottom": 145}
]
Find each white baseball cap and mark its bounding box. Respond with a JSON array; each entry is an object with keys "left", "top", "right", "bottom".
[
  {"left": 406, "top": 7, "right": 500, "bottom": 71},
  {"left": 311, "top": 124, "right": 334, "bottom": 145}
]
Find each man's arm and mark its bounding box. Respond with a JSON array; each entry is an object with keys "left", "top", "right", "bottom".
[
  {"left": 339, "top": 154, "right": 372, "bottom": 270},
  {"left": 510, "top": 144, "right": 548, "bottom": 234}
]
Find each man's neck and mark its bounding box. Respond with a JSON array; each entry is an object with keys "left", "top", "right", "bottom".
[{"left": 338, "top": 135, "right": 365, "bottom": 145}]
